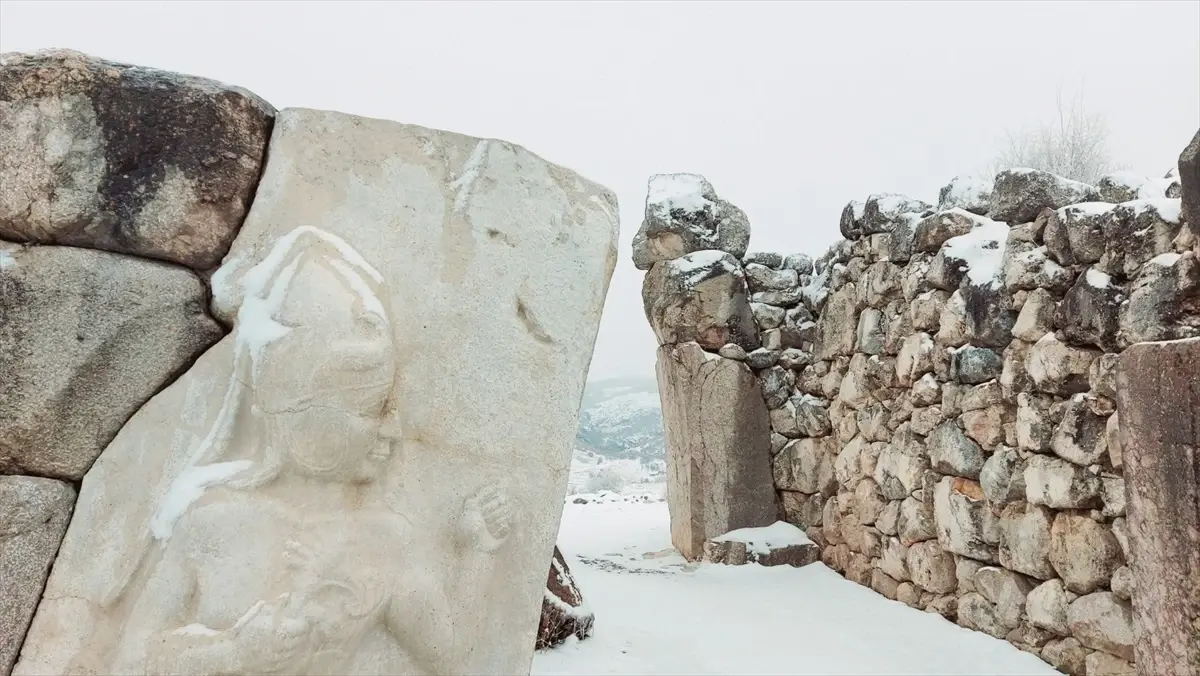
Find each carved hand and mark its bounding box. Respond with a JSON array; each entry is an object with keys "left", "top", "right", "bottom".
[{"left": 460, "top": 485, "right": 513, "bottom": 552}]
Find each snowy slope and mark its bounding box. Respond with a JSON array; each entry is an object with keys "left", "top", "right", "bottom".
[
  {"left": 534, "top": 495, "right": 1061, "bottom": 676},
  {"left": 576, "top": 378, "right": 664, "bottom": 461}
]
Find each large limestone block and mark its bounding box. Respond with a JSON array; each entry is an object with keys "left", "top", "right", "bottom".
[
  {"left": 0, "top": 49, "right": 274, "bottom": 269},
  {"left": 641, "top": 250, "right": 760, "bottom": 351},
  {"left": 657, "top": 343, "right": 776, "bottom": 561},
  {"left": 0, "top": 477, "right": 75, "bottom": 676},
  {"left": 14, "top": 108, "right": 618, "bottom": 676},
  {"left": 1116, "top": 338, "right": 1200, "bottom": 675},
  {"left": 0, "top": 241, "right": 224, "bottom": 480}
]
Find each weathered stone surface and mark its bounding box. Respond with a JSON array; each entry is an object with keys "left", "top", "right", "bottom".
[
  {"left": 1027, "top": 333, "right": 1100, "bottom": 396},
  {"left": 718, "top": 342, "right": 747, "bottom": 361},
  {"left": 1068, "top": 592, "right": 1134, "bottom": 661},
  {"left": 898, "top": 496, "right": 937, "bottom": 546},
  {"left": 927, "top": 422, "right": 986, "bottom": 479},
  {"left": 933, "top": 476, "right": 998, "bottom": 563},
  {"left": 1085, "top": 651, "right": 1135, "bottom": 676},
  {"left": 975, "top": 566, "right": 1034, "bottom": 630},
  {"left": 0, "top": 49, "right": 274, "bottom": 269},
  {"left": 632, "top": 173, "right": 750, "bottom": 269},
  {"left": 782, "top": 253, "right": 813, "bottom": 274},
  {"left": 957, "top": 592, "right": 1008, "bottom": 638},
  {"left": 1089, "top": 353, "right": 1119, "bottom": 399},
  {"left": 1012, "top": 288, "right": 1057, "bottom": 342},
  {"left": 950, "top": 346, "right": 1003, "bottom": 385},
  {"left": 1051, "top": 395, "right": 1109, "bottom": 466},
  {"left": 815, "top": 283, "right": 862, "bottom": 360},
  {"left": 1116, "top": 337, "right": 1200, "bottom": 675},
  {"left": 997, "top": 502, "right": 1055, "bottom": 580},
  {"left": 913, "top": 209, "right": 980, "bottom": 253},
  {"left": 660, "top": 343, "right": 777, "bottom": 562},
  {"left": 907, "top": 540, "right": 957, "bottom": 593},
  {"left": 1028, "top": 579, "right": 1075, "bottom": 635},
  {"left": 642, "top": 250, "right": 761, "bottom": 351},
  {"left": 0, "top": 477, "right": 75, "bottom": 676},
  {"left": 1058, "top": 269, "right": 1124, "bottom": 352},
  {"left": 1004, "top": 242, "right": 1073, "bottom": 293},
  {"left": 855, "top": 193, "right": 932, "bottom": 237},
  {"left": 1101, "top": 199, "right": 1184, "bottom": 279},
  {"left": 1109, "top": 565, "right": 1133, "bottom": 601},
  {"left": 1042, "top": 637, "right": 1088, "bottom": 676},
  {"left": 1048, "top": 512, "right": 1123, "bottom": 595},
  {"left": 743, "top": 251, "right": 783, "bottom": 268},
  {"left": 795, "top": 396, "right": 832, "bottom": 437},
  {"left": 750, "top": 301, "right": 785, "bottom": 330},
  {"left": 981, "top": 446, "right": 1026, "bottom": 507},
  {"left": 744, "top": 263, "right": 798, "bottom": 294},
  {"left": 0, "top": 242, "right": 224, "bottom": 480},
  {"left": 774, "top": 436, "right": 837, "bottom": 496},
  {"left": 1178, "top": 129, "right": 1200, "bottom": 241},
  {"left": 1119, "top": 251, "right": 1200, "bottom": 344},
  {"left": 988, "top": 169, "right": 1099, "bottom": 224},
  {"left": 1024, "top": 455, "right": 1101, "bottom": 509},
  {"left": 15, "top": 108, "right": 620, "bottom": 676},
  {"left": 938, "top": 176, "right": 992, "bottom": 216},
  {"left": 911, "top": 289, "right": 948, "bottom": 332},
  {"left": 780, "top": 491, "right": 824, "bottom": 529},
  {"left": 855, "top": 307, "right": 886, "bottom": 355},
  {"left": 537, "top": 546, "right": 594, "bottom": 650},
  {"left": 1016, "top": 393, "right": 1055, "bottom": 452},
  {"left": 873, "top": 431, "right": 929, "bottom": 500}
]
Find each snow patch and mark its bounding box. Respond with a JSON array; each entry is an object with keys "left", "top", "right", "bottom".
[
  {"left": 1085, "top": 268, "right": 1111, "bottom": 289},
  {"left": 1060, "top": 202, "right": 1115, "bottom": 218},
  {"left": 942, "top": 217, "right": 1009, "bottom": 289},
  {"left": 1149, "top": 253, "right": 1181, "bottom": 268},
  {"left": 1123, "top": 198, "right": 1182, "bottom": 224},
  {"left": 150, "top": 460, "right": 252, "bottom": 539},
  {"left": 714, "top": 521, "right": 814, "bottom": 555},
  {"left": 0, "top": 249, "right": 14, "bottom": 269},
  {"left": 647, "top": 174, "right": 713, "bottom": 219},
  {"left": 450, "top": 140, "right": 491, "bottom": 213}
]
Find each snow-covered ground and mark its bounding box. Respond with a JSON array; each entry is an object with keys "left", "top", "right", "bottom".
[{"left": 533, "top": 486, "right": 1060, "bottom": 676}]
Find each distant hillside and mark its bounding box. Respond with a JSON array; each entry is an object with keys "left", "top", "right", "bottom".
[{"left": 576, "top": 377, "right": 665, "bottom": 461}]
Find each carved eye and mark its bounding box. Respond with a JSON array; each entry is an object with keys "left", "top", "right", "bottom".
[{"left": 355, "top": 311, "right": 388, "bottom": 336}]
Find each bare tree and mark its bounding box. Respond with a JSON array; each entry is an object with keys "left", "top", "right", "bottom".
[{"left": 989, "top": 90, "right": 1120, "bottom": 184}]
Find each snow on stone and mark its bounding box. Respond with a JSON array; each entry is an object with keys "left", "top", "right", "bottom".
[
  {"left": 942, "top": 217, "right": 1009, "bottom": 289},
  {"left": 801, "top": 265, "right": 831, "bottom": 308},
  {"left": 533, "top": 496, "right": 1059, "bottom": 676},
  {"left": 150, "top": 460, "right": 252, "bottom": 539},
  {"left": 0, "top": 248, "right": 14, "bottom": 269},
  {"left": 1149, "top": 252, "right": 1182, "bottom": 268},
  {"left": 450, "top": 140, "right": 491, "bottom": 213},
  {"left": 713, "top": 521, "right": 813, "bottom": 555},
  {"left": 1059, "top": 201, "right": 1115, "bottom": 218},
  {"left": 1085, "top": 268, "right": 1112, "bottom": 289},
  {"left": 647, "top": 174, "right": 713, "bottom": 220},
  {"left": 939, "top": 175, "right": 991, "bottom": 210},
  {"left": 1123, "top": 198, "right": 1182, "bottom": 224},
  {"left": 667, "top": 250, "right": 734, "bottom": 286}
]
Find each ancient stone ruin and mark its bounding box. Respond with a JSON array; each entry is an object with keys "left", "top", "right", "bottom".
[
  {"left": 0, "top": 49, "right": 617, "bottom": 675},
  {"left": 637, "top": 132, "right": 1200, "bottom": 675}
]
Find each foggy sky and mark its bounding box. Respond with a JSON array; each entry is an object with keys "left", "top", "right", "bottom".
[{"left": 2, "top": 0, "right": 1197, "bottom": 381}]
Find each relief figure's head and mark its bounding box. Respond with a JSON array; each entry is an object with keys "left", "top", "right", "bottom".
[{"left": 236, "top": 227, "right": 399, "bottom": 484}]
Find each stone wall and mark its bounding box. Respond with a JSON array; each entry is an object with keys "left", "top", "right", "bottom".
[{"left": 635, "top": 136, "right": 1200, "bottom": 675}]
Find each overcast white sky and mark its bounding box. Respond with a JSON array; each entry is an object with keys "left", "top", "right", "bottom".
[{"left": 2, "top": 1, "right": 1197, "bottom": 381}]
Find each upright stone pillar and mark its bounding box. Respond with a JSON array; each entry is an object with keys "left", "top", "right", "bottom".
[
  {"left": 657, "top": 342, "right": 776, "bottom": 560},
  {"left": 633, "top": 174, "right": 776, "bottom": 560},
  {"left": 1116, "top": 338, "right": 1200, "bottom": 676}
]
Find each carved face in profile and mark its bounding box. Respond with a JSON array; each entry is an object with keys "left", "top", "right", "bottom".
[{"left": 251, "top": 240, "right": 398, "bottom": 483}]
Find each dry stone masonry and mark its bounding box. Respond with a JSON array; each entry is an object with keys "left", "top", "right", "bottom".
[
  {"left": 1, "top": 50, "right": 617, "bottom": 676},
  {"left": 636, "top": 134, "right": 1200, "bottom": 675}
]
